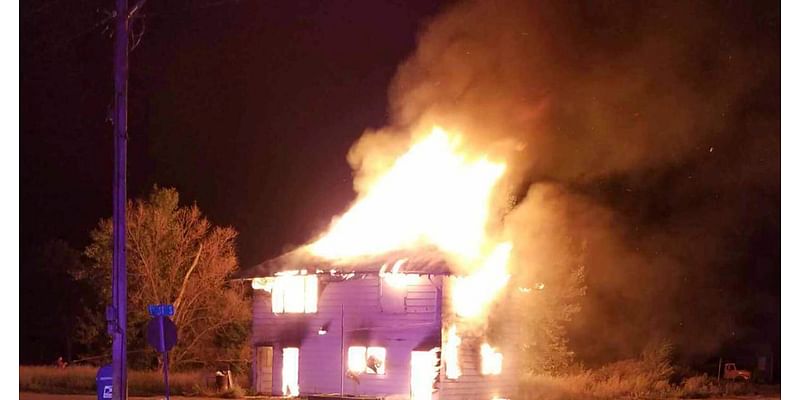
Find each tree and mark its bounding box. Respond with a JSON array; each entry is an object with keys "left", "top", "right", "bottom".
[
  {"left": 489, "top": 184, "right": 589, "bottom": 375},
  {"left": 79, "top": 186, "right": 250, "bottom": 369}
]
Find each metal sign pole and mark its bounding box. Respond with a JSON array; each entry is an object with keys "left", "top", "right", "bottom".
[{"left": 159, "top": 316, "right": 171, "bottom": 400}]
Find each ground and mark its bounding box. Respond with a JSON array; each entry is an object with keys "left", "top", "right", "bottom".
[
  {"left": 19, "top": 393, "right": 780, "bottom": 400},
  {"left": 19, "top": 394, "right": 282, "bottom": 400}
]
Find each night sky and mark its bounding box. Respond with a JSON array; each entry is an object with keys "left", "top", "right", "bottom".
[
  {"left": 22, "top": 0, "right": 449, "bottom": 268},
  {"left": 22, "top": 0, "right": 779, "bottom": 370}
]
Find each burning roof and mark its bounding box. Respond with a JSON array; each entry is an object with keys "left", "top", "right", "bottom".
[{"left": 235, "top": 247, "right": 453, "bottom": 279}]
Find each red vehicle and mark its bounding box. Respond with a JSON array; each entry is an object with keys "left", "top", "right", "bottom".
[{"left": 723, "top": 363, "right": 752, "bottom": 381}]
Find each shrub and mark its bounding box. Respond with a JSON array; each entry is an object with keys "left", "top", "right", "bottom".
[
  {"left": 677, "top": 374, "right": 719, "bottom": 398},
  {"left": 516, "top": 343, "right": 730, "bottom": 400},
  {"left": 219, "top": 385, "right": 246, "bottom": 399}
]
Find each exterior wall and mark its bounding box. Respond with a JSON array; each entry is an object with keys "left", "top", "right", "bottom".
[
  {"left": 251, "top": 275, "right": 443, "bottom": 398},
  {"left": 438, "top": 277, "right": 517, "bottom": 400}
]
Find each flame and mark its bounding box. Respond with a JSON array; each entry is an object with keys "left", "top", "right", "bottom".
[
  {"left": 411, "top": 348, "right": 440, "bottom": 400},
  {"left": 282, "top": 347, "right": 300, "bottom": 396},
  {"left": 305, "top": 126, "right": 513, "bottom": 319},
  {"left": 452, "top": 242, "right": 512, "bottom": 318},
  {"left": 480, "top": 343, "right": 503, "bottom": 375},
  {"left": 308, "top": 127, "right": 506, "bottom": 262},
  {"left": 443, "top": 326, "right": 462, "bottom": 379},
  {"left": 380, "top": 259, "right": 422, "bottom": 288},
  {"left": 347, "top": 346, "right": 367, "bottom": 374}
]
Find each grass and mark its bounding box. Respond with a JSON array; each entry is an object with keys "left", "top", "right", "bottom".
[
  {"left": 515, "top": 343, "right": 762, "bottom": 399},
  {"left": 19, "top": 365, "right": 248, "bottom": 398}
]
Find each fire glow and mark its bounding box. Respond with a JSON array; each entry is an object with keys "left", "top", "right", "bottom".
[
  {"left": 444, "top": 326, "right": 462, "bottom": 379},
  {"left": 379, "top": 259, "right": 421, "bottom": 288},
  {"left": 307, "top": 127, "right": 505, "bottom": 261},
  {"left": 410, "top": 348, "right": 440, "bottom": 400},
  {"left": 296, "top": 126, "right": 514, "bottom": 391},
  {"left": 306, "top": 126, "right": 513, "bottom": 318},
  {"left": 480, "top": 343, "right": 503, "bottom": 375}
]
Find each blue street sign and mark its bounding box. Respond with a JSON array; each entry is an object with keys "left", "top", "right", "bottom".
[
  {"left": 148, "top": 304, "right": 175, "bottom": 317},
  {"left": 147, "top": 317, "right": 178, "bottom": 352}
]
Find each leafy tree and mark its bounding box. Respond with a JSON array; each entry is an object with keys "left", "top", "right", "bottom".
[{"left": 79, "top": 186, "right": 250, "bottom": 369}]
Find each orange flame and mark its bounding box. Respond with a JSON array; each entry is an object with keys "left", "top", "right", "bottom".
[
  {"left": 307, "top": 126, "right": 513, "bottom": 319},
  {"left": 308, "top": 127, "right": 505, "bottom": 261}
]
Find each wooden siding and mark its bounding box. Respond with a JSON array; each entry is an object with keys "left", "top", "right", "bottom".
[
  {"left": 438, "top": 277, "right": 517, "bottom": 400},
  {"left": 252, "top": 275, "right": 443, "bottom": 398}
]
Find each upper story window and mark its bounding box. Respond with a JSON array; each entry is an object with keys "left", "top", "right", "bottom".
[{"left": 252, "top": 273, "right": 318, "bottom": 314}]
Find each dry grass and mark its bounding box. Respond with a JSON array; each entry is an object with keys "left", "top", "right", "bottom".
[
  {"left": 19, "top": 365, "right": 247, "bottom": 397},
  {"left": 516, "top": 344, "right": 744, "bottom": 400}
]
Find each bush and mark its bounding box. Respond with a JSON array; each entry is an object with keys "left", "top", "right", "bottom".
[
  {"left": 676, "top": 374, "right": 719, "bottom": 398},
  {"left": 219, "top": 385, "right": 246, "bottom": 398},
  {"left": 517, "top": 343, "right": 726, "bottom": 400}
]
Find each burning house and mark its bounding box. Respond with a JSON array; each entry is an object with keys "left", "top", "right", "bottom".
[
  {"left": 238, "top": 250, "right": 516, "bottom": 400},
  {"left": 236, "top": 127, "right": 521, "bottom": 399}
]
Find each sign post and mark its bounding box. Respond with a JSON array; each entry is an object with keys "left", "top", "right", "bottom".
[{"left": 147, "top": 304, "right": 177, "bottom": 400}]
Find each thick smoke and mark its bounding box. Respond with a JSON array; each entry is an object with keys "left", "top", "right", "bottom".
[{"left": 347, "top": 0, "right": 779, "bottom": 363}]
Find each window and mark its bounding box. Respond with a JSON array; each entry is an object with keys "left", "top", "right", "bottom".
[
  {"left": 281, "top": 347, "right": 299, "bottom": 396},
  {"left": 347, "top": 346, "right": 366, "bottom": 374},
  {"left": 271, "top": 274, "right": 318, "bottom": 314},
  {"left": 410, "top": 350, "right": 438, "bottom": 400},
  {"left": 366, "top": 347, "right": 387, "bottom": 374},
  {"left": 480, "top": 343, "right": 503, "bottom": 375},
  {"left": 347, "top": 346, "right": 386, "bottom": 375}
]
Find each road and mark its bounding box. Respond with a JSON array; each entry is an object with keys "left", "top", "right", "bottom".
[
  {"left": 20, "top": 392, "right": 779, "bottom": 400},
  {"left": 19, "top": 394, "right": 280, "bottom": 400},
  {"left": 20, "top": 394, "right": 231, "bottom": 400}
]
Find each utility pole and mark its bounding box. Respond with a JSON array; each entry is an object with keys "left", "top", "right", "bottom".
[{"left": 111, "top": 0, "right": 129, "bottom": 398}]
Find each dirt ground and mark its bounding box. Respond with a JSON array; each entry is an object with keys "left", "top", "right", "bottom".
[
  {"left": 19, "top": 394, "right": 281, "bottom": 400},
  {"left": 19, "top": 394, "right": 232, "bottom": 400},
  {"left": 19, "top": 392, "right": 780, "bottom": 400}
]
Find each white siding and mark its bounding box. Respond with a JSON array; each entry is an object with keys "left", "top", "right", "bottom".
[{"left": 252, "top": 275, "right": 443, "bottom": 398}]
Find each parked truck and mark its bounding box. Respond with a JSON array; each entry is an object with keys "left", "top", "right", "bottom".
[{"left": 723, "top": 362, "right": 752, "bottom": 381}]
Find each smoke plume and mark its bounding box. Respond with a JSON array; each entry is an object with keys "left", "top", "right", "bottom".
[{"left": 346, "top": 0, "right": 779, "bottom": 363}]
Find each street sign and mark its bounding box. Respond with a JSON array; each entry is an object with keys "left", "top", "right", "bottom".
[
  {"left": 146, "top": 314, "right": 178, "bottom": 400},
  {"left": 146, "top": 317, "right": 178, "bottom": 352},
  {"left": 148, "top": 304, "right": 175, "bottom": 317}
]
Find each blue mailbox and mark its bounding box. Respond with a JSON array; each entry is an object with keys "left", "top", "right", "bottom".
[{"left": 96, "top": 364, "right": 113, "bottom": 400}]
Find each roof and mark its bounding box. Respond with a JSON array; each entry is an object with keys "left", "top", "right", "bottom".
[{"left": 234, "top": 246, "right": 454, "bottom": 279}]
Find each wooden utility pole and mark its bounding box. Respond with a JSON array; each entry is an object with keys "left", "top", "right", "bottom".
[{"left": 111, "top": 0, "right": 129, "bottom": 398}]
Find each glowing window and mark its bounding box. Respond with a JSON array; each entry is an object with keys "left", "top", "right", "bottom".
[
  {"left": 411, "top": 349, "right": 438, "bottom": 400},
  {"left": 366, "top": 347, "right": 386, "bottom": 374},
  {"left": 272, "top": 275, "right": 318, "bottom": 314},
  {"left": 282, "top": 347, "right": 299, "bottom": 396},
  {"left": 480, "top": 343, "right": 503, "bottom": 375},
  {"left": 347, "top": 346, "right": 387, "bottom": 375},
  {"left": 347, "top": 346, "right": 367, "bottom": 374}
]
